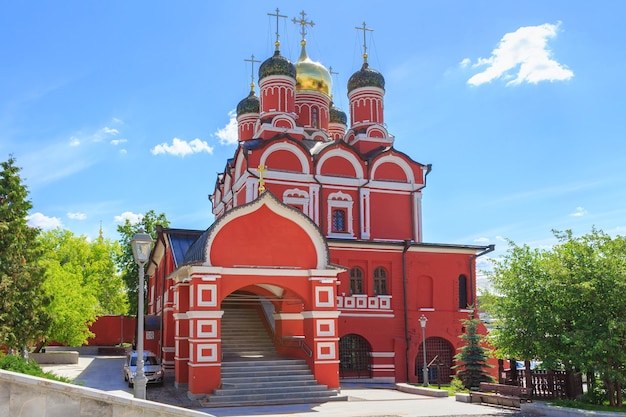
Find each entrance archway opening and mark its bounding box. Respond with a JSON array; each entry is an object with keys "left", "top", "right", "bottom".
[
  {"left": 339, "top": 334, "right": 372, "bottom": 379},
  {"left": 416, "top": 337, "right": 454, "bottom": 385}
]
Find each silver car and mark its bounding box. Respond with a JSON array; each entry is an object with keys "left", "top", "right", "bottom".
[{"left": 122, "top": 351, "right": 164, "bottom": 387}]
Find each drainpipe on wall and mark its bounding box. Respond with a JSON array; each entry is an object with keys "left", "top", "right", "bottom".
[
  {"left": 410, "top": 164, "right": 432, "bottom": 242},
  {"left": 156, "top": 225, "right": 167, "bottom": 363},
  {"left": 469, "top": 244, "right": 495, "bottom": 309},
  {"left": 402, "top": 239, "right": 412, "bottom": 381}
]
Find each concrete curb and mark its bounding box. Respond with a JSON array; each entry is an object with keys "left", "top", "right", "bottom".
[
  {"left": 396, "top": 383, "right": 449, "bottom": 397},
  {"left": 521, "top": 401, "right": 626, "bottom": 417}
]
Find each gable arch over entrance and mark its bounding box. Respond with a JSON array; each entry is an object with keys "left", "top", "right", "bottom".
[{"left": 173, "top": 191, "right": 343, "bottom": 398}]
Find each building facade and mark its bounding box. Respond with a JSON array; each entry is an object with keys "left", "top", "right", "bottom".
[{"left": 144, "top": 13, "right": 493, "bottom": 399}]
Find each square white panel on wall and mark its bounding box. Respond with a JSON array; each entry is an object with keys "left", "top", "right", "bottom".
[
  {"left": 197, "top": 320, "right": 218, "bottom": 338},
  {"left": 315, "top": 287, "right": 334, "bottom": 308},
  {"left": 196, "top": 343, "right": 218, "bottom": 362},
  {"left": 317, "top": 342, "right": 336, "bottom": 360},
  {"left": 316, "top": 319, "right": 335, "bottom": 337},
  {"left": 197, "top": 284, "right": 217, "bottom": 307}
]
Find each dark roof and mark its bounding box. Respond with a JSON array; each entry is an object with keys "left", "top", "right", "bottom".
[{"left": 162, "top": 229, "right": 203, "bottom": 268}]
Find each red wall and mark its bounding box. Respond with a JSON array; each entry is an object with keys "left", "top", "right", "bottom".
[{"left": 87, "top": 315, "right": 136, "bottom": 346}]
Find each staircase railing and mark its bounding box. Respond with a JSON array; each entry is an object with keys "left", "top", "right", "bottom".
[{"left": 280, "top": 335, "right": 313, "bottom": 358}]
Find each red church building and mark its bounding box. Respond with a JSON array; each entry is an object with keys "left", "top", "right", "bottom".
[{"left": 144, "top": 11, "right": 493, "bottom": 402}]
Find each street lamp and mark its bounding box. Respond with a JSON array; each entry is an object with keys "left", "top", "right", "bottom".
[
  {"left": 419, "top": 314, "right": 429, "bottom": 386},
  {"left": 131, "top": 229, "right": 154, "bottom": 400}
]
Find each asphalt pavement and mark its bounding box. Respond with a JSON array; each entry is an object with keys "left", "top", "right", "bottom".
[{"left": 41, "top": 354, "right": 522, "bottom": 417}]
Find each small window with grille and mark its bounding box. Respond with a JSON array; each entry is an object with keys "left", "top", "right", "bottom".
[
  {"left": 373, "top": 267, "right": 388, "bottom": 295},
  {"left": 349, "top": 267, "right": 364, "bottom": 295},
  {"left": 332, "top": 209, "right": 346, "bottom": 232}
]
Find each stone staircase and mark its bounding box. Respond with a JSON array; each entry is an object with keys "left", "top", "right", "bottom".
[{"left": 202, "top": 303, "right": 345, "bottom": 407}]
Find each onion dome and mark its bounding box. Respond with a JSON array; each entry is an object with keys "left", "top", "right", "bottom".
[
  {"left": 236, "top": 89, "right": 259, "bottom": 116},
  {"left": 259, "top": 50, "right": 296, "bottom": 80},
  {"left": 347, "top": 62, "right": 385, "bottom": 93},
  {"left": 329, "top": 103, "right": 347, "bottom": 125},
  {"left": 295, "top": 42, "right": 331, "bottom": 96}
]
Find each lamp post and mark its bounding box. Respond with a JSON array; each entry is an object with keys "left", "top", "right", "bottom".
[
  {"left": 131, "top": 229, "right": 154, "bottom": 400},
  {"left": 419, "top": 314, "right": 429, "bottom": 386}
]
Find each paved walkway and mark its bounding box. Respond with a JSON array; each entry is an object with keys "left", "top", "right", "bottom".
[{"left": 41, "top": 355, "right": 520, "bottom": 417}]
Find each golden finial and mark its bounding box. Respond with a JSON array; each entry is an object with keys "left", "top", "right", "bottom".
[
  {"left": 257, "top": 164, "right": 267, "bottom": 193},
  {"left": 244, "top": 54, "right": 261, "bottom": 92},
  {"left": 268, "top": 8, "right": 287, "bottom": 51},
  {"left": 292, "top": 10, "right": 314, "bottom": 46},
  {"left": 99, "top": 220, "right": 103, "bottom": 241},
  {"left": 355, "top": 22, "right": 374, "bottom": 64}
]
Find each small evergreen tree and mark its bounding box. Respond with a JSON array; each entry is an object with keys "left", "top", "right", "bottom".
[{"left": 453, "top": 310, "right": 494, "bottom": 389}]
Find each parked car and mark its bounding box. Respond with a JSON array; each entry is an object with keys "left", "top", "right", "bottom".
[{"left": 122, "top": 351, "right": 164, "bottom": 387}]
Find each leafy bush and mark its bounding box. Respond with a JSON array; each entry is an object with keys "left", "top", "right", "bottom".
[{"left": 0, "top": 354, "right": 72, "bottom": 383}]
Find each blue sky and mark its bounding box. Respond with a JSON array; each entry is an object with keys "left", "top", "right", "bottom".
[{"left": 2, "top": 1, "right": 625, "bottom": 283}]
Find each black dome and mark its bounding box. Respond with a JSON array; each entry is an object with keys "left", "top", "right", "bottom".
[
  {"left": 347, "top": 62, "right": 385, "bottom": 93},
  {"left": 329, "top": 104, "right": 347, "bottom": 125},
  {"left": 236, "top": 91, "right": 260, "bottom": 116},
  {"left": 259, "top": 51, "right": 297, "bottom": 80}
]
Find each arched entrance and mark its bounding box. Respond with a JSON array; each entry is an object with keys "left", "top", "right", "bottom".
[
  {"left": 339, "top": 334, "right": 372, "bottom": 378},
  {"left": 416, "top": 337, "right": 454, "bottom": 385}
]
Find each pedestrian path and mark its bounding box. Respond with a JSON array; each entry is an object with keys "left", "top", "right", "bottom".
[{"left": 41, "top": 355, "right": 518, "bottom": 417}]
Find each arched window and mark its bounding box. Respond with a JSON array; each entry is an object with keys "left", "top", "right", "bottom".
[
  {"left": 332, "top": 209, "right": 346, "bottom": 232},
  {"left": 416, "top": 337, "right": 455, "bottom": 385},
  {"left": 349, "top": 267, "right": 363, "bottom": 295},
  {"left": 312, "top": 107, "right": 318, "bottom": 128},
  {"left": 339, "top": 334, "right": 372, "bottom": 378},
  {"left": 373, "top": 267, "right": 388, "bottom": 295},
  {"left": 458, "top": 274, "right": 468, "bottom": 309}
]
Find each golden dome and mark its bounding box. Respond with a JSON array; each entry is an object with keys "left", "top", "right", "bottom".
[{"left": 295, "top": 42, "right": 331, "bottom": 97}]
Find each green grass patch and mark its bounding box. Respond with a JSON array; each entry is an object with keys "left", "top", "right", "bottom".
[
  {"left": 0, "top": 353, "right": 72, "bottom": 383},
  {"left": 550, "top": 399, "right": 626, "bottom": 413}
]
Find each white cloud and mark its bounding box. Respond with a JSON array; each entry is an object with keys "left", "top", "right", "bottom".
[
  {"left": 27, "top": 212, "right": 62, "bottom": 229},
  {"left": 473, "top": 237, "right": 490, "bottom": 243},
  {"left": 67, "top": 212, "right": 86, "bottom": 220},
  {"left": 119, "top": 148, "right": 127, "bottom": 155},
  {"left": 114, "top": 211, "right": 143, "bottom": 224},
  {"left": 570, "top": 206, "right": 587, "bottom": 217},
  {"left": 103, "top": 127, "right": 119, "bottom": 135},
  {"left": 151, "top": 138, "right": 214, "bottom": 157},
  {"left": 111, "top": 117, "right": 124, "bottom": 124},
  {"left": 110, "top": 139, "right": 127, "bottom": 146},
  {"left": 459, "top": 57, "right": 471, "bottom": 68},
  {"left": 214, "top": 110, "right": 239, "bottom": 145},
  {"left": 466, "top": 22, "right": 573, "bottom": 86},
  {"left": 69, "top": 136, "right": 80, "bottom": 146}
]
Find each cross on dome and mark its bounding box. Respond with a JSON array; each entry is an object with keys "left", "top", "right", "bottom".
[
  {"left": 244, "top": 54, "right": 261, "bottom": 92},
  {"left": 355, "top": 22, "right": 374, "bottom": 64},
  {"left": 292, "top": 10, "right": 314, "bottom": 46},
  {"left": 267, "top": 8, "right": 287, "bottom": 51}
]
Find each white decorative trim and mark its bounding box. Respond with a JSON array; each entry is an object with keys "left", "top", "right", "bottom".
[
  {"left": 301, "top": 311, "right": 341, "bottom": 319},
  {"left": 274, "top": 313, "right": 304, "bottom": 320},
  {"left": 196, "top": 320, "right": 218, "bottom": 338},
  {"left": 186, "top": 311, "right": 224, "bottom": 319},
  {"left": 283, "top": 188, "right": 310, "bottom": 216},
  {"left": 259, "top": 142, "right": 311, "bottom": 175},
  {"left": 195, "top": 343, "right": 218, "bottom": 362},
  {"left": 315, "top": 287, "right": 335, "bottom": 308},
  {"left": 316, "top": 319, "right": 335, "bottom": 337},
  {"left": 419, "top": 308, "right": 435, "bottom": 312},
  {"left": 316, "top": 148, "right": 364, "bottom": 179},
  {"left": 316, "top": 342, "right": 336, "bottom": 360},
  {"left": 196, "top": 284, "right": 217, "bottom": 307},
  {"left": 327, "top": 191, "right": 354, "bottom": 238},
  {"left": 340, "top": 313, "right": 395, "bottom": 318}
]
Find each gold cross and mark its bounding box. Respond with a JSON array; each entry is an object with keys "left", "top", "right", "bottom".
[
  {"left": 292, "top": 10, "right": 314, "bottom": 43},
  {"left": 355, "top": 22, "right": 374, "bottom": 62},
  {"left": 243, "top": 54, "right": 261, "bottom": 91},
  {"left": 267, "top": 8, "right": 287, "bottom": 51},
  {"left": 257, "top": 164, "right": 267, "bottom": 193}
]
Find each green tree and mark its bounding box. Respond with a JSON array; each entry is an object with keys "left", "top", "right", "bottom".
[
  {"left": 453, "top": 311, "right": 494, "bottom": 389},
  {"left": 0, "top": 157, "right": 51, "bottom": 355},
  {"left": 489, "top": 229, "right": 626, "bottom": 406},
  {"left": 38, "top": 228, "right": 129, "bottom": 347},
  {"left": 116, "top": 210, "right": 169, "bottom": 315}
]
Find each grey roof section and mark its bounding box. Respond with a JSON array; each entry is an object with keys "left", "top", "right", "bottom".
[{"left": 164, "top": 229, "right": 204, "bottom": 268}]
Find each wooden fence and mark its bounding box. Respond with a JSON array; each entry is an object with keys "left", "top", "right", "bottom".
[{"left": 498, "top": 359, "right": 583, "bottom": 400}]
